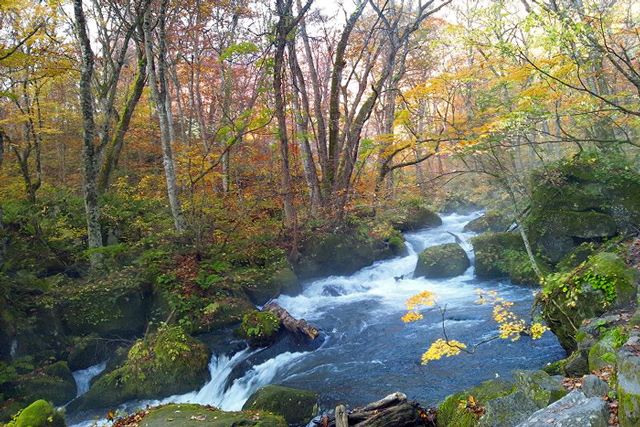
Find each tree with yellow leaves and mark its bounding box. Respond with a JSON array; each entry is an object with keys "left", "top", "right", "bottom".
[{"left": 402, "top": 289, "right": 549, "bottom": 364}]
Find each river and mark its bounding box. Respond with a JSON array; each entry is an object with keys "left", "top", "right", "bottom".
[{"left": 68, "top": 211, "right": 565, "bottom": 425}]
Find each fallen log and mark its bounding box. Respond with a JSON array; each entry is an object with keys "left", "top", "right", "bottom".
[
  {"left": 262, "top": 302, "right": 320, "bottom": 339},
  {"left": 314, "top": 392, "right": 435, "bottom": 427}
]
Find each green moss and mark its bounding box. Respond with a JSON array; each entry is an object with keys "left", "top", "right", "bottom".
[
  {"left": 437, "top": 379, "right": 516, "bottom": 427},
  {"left": 470, "top": 232, "right": 525, "bottom": 280},
  {"left": 17, "top": 361, "right": 76, "bottom": 406},
  {"left": 241, "top": 311, "right": 281, "bottom": 347},
  {"left": 57, "top": 266, "right": 151, "bottom": 337},
  {"left": 415, "top": 243, "right": 470, "bottom": 278},
  {"left": 540, "top": 252, "right": 637, "bottom": 352},
  {"left": 242, "top": 385, "right": 318, "bottom": 426},
  {"left": 5, "top": 400, "right": 65, "bottom": 427},
  {"left": 463, "top": 211, "right": 510, "bottom": 233},
  {"left": 141, "top": 404, "right": 286, "bottom": 427},
  {"left": 512, "top": 370, "right": 567, "bottom": 409},
  {"left": 68, "top": 325, "right": 211, "bottom": 412},
  {"left": 543, "top": 359, "right": 567, "bottom": 376}
]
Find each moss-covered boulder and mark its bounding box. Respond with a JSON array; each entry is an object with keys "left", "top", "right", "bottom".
[
  {"left": 463, "top": 211, "right": 511, "bottom": 233},
  {"left": 5, "top": 400, "right": 65, "bottom": 427},
  {"left": 16, "top": 361, "right": 76, "bottom": 406},
  {"left": 140, "top": 404, "right": 286, "bottom": 427},
  {"left": 471, "top": 232, "right": 525, "bottom": 280},
  {"left": 391, "top": 206, "right": 442, "bottom": 232},
  {"left": 296, "top": 231, "right": 390, "bottom": 279},
  {"left": 437, "top": 379, "right": 516, "bottom": 427},
  {"left": 617, "top": 332, "right": 640, "bottom": 427},
  {"left": 478, "top": 391, "right": 538, "bottom": 427},
  {"left": 242, "top": 385, "right": 318, "bottom": 426},
  {"left": 58, "top": 267, "right": 152, "bottom": 338},
  {"left": 67, "top": 325, "right": 211, "bottom": 412},
  {"left": 241, "top": 310, "right": 281, "bottom": 347},
  {"left": 563, "top": 350, "right": 589, "bottom": 377},
  {"left": 470, "top": 232, "right": 544, "bottom": 285},
  {"left": 526, "top": 154, "right": 640, "bottom": 264},
  {"left": 588, "top": 328, "right": 626, "bottom": 372},
  {"left": 512, "top": 370, "right": 567, "bottom": 409},
  {"left": 540, "top": 253, "right": 637, "bottom": 352},
  {"left": 415, "top": 243, "right": 470, "bottom": 278}
]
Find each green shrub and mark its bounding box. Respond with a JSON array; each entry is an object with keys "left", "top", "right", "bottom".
[{"left": 242, "top": 311, "right": 280, "bottom": 347}]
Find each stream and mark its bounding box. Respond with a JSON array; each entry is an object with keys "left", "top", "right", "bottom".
[{"left": 68, "top": 211, "right": 565, "bottom": 425}]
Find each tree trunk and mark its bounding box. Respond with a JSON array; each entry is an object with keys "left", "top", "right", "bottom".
[
  {"left": 0, "top": 206, "right": 7, "bottom": 266},
  {"left": 74, "top": 0, "right": 103, "bottom": 268},
  {"left": 143, "top": 1, "right": 187, "bottom": 232},
  {"left": 98, "top": 48, "right": 146, "bottom": 193},
  {"left": 273, "top": 0, "right": 297, "bottom": 228}
]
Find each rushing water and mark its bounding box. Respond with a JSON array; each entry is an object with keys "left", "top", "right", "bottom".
[
  {"left": 68, "top": 211, "right": 564, "bottom": 426},
  {"left": 72, "top": 362, "right": 107, "bottom": 397}
]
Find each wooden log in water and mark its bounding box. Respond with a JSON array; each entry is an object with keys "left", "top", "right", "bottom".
[
  {"left": 262, "top": 302, "right": 320, "bottom": 339},
  {"left": 313, "top": 392, "right": 433, "bottom": 427}
]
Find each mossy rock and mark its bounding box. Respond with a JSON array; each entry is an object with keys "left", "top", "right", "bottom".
[
  {"left": 58, "top": 267, "right": 152, "bottom": 338},
  {"left": 67, "top": 325, "right": 211, "bottom": 412},
  {"left": 563, "top": 351, "right": 589, "bottom": 377},
  {"left": 141, "top": 404, "right": 286, "bottom": 427},
  {"left": 543, "top": 358, "right": 568, "bottom": 376},
  {"left": 296, "top": 231, "right": 388, "bottom": 279},
  {"left": 241, "top": 310, "right": 281, "bottom": 347},
  {"left": 242, "top": 385, "right": 318, "bottom": 426},
  {"left": 17, "top": 361, "right": 76, "bottom": 406},
  {"left": 617, "top": 332, "right": 640, "bottom": 427},
  {"left": 391, "top": 206, "right": 442, "bottom": 232},
  {"left": 415, "top": 243, "right": 470, "bottom": 278},
  {"left": 67, "top": 334, "right": 109, "bottom": 371},
  {"left": 470, "top": 232, "right": 524, "bottom": 280},
  {"left": 512, "top": 369, "right": 567, "bottom": 409},
  {"left": 478, "top": 391, "right": 538, "bottom": 427},
  {"left": 463, "top": 211, "right": 511, "bottom": 233},
  {"left": 5, "top": 400, "right": 65, "bottom": 427},
  {"left": 540, "top": 252, "right": 636, "bottom": 353},
  {"left": 588, "top": 327, "right": 627, "bottom": 372},
  {"left": 588, "top": 252, "right": 638, "bottom": 308},
  {"left": 437, "top": 379, "right": 516, "bottom": 427},
  {"left": 387, "top": 234, "right": 408, "bottom": 257}
]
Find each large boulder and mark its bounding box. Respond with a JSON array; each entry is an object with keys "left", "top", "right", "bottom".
[
  {"left": 540, "top": 253, "right": 637, "bottom": 353},
  {"left": 242, "top": 385, "right": 318, "bottom": 426},
  {"left": 479, "top": 391, "right": 538, "bottom": 427},
  {"left": 67, "top": 325, "right": 211, "bottom": 412},
  {"left": 5, "top": 400, "right": 66, "bottom": 427},
  {"left": 58, "top": 267, "right": 152, "bottom": 338},
  {"left": 141, "top": 404, "right": 286, "bottom": 427},
  {"left": 512, "top": 370, "right": 567, "bottom": 409},
  {"left": 296, "top": 230, "right": 396, "bottom": 280},
  {"left": 463, "top": 211, "right": 511, "bottom": 233},
  {"left": 617, "top": 332, "right": 640, "bottom": 427},
  {"left": 516, "top": 390, "right": 608, "bottom": 427},
  {"left": 391, "top": 206, "right": 442, "bottom": 232},
  {"left": 437, "top": 379, "right": 516, "bottom": 427},
  {"left": 526, "top": 155, "right": 640, "bottom": 264},
  {"left": 415, "top": 243, "right": 470, "bottom": 278},
  {"left": 470, "top": 232, "right": 544, "bottom": 286},
  {"left": 471, "top": 232, "right": 525, "bottom": 280},
  {"left": 16, "top": 361, "right": 77, "bottom": 406}
]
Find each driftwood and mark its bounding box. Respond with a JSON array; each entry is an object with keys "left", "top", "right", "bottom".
[
  {"left": 262, "top": 302, "right": 320, "bottom": 339},
  {"left": 315, "top": 392, "right": 436, "bottom": 427}
]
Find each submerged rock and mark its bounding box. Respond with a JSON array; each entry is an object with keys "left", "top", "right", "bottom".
[
  {"left": 415, "top": 243, "right": 470, "bottom": 278},
  {"left": 516, "top": 390, "right": 608, "bottom": 427},
  {"left": 242, "top": 385, "right": 318, "bottom": 426}
]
